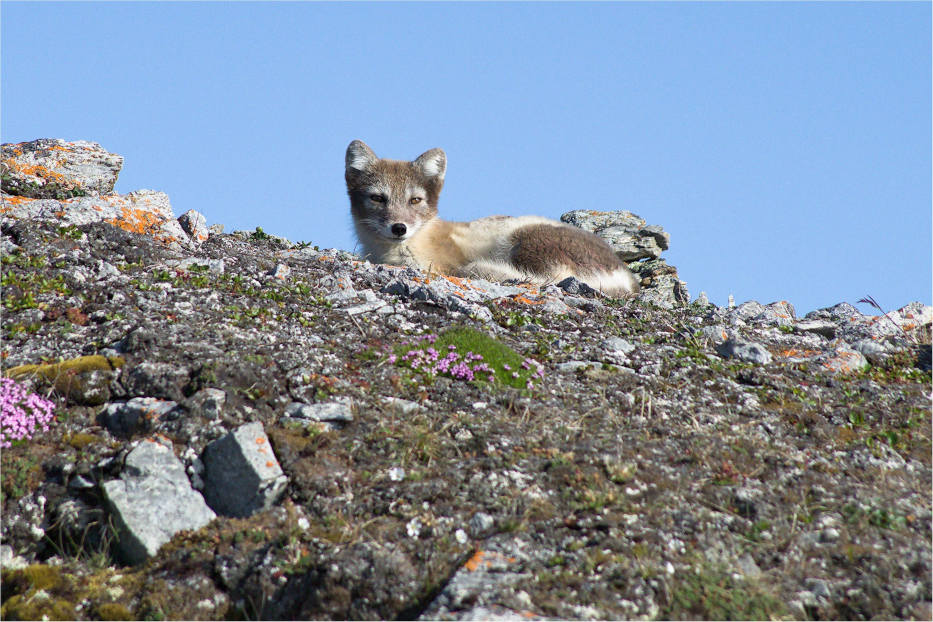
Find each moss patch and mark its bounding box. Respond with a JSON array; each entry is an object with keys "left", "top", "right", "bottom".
[{"left": 395, "top": 326, "right": 544, "bottom": 389}]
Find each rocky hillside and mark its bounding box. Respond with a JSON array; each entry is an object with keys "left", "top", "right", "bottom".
[{"left": 1, "top": 139, "right": 930, "bottom": 621}]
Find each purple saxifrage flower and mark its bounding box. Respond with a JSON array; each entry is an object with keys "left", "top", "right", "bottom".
[{"left": 1, "top": 377, "right": 56, "bottom": 448}]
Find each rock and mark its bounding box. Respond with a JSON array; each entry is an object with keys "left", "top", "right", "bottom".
[
  {"left": 201, "top": 422, "right": 287, "bottom": 518},
  {"left": 1, "top": 189, "right": 191, "bottom": 248},
  {"left": 556, "top": 277, "right": 599, "bottom": 297},
  {"left": 795, "top": 320, "right": 836, "bottom": 339},
  {"left": 716, "top": 338, "right": 773, "bottom": 365},
  {"left": 628, "top": 258, "right": 690, "bottom": 308},
  {"left": 560, "top": 209, "right": 669, "bottom": 261},
  {"left": 700, "top": 325, "right": 732, "bottom": 344},
  {"left": 735, "top": 553, "right": 761, "bottom": 579},
  {"left": 560, "top": 210, "right": 687, "bottom": 307},
  {"left": 818, "top": 344, "right": 869, "bottom": 374},
  {"left": 1, "top": 139, "right": 123, "bottom": 198},
  {"left": 851, "top": 338, "right": 889, "bottom": 365},
  {"left": 102, "top": 438, "right": 215, "bottom": 564},
  {"left": 269, "top": 263, "right": 291, "bottom": 280},
  {"left": 177, "top": 210, "right": 209, "bottom": 243},
  {"left": 99, "top": 397, "right": 179, "bottom": 438},
  {"left": 283, "top": 400, "right": 354, "bottom": 424},
  {"left": 752, "top": 301, "right": 796, "bottom": 327},
  {"left": 468, "top": 512, "right": 495, "bottom": 537},
  {"left": 602, "top": 336, "right": 636, "bottom": 355},
  {"left": 184, "top": 388, "right": 226, "bottom": 420},
  {"left": 121, "top": 361, "right": 189, "bottom": 402}
]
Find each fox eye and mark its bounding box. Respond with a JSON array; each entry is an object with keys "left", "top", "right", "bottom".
[
  {"left": 369, "top": 194, "right": 386, "bottom": 203},
  {"left": 409, "top": 197, "right": 423, "bottom": 205}
]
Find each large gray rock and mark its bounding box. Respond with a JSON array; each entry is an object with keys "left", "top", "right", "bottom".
[
  {"left": 1, "top": 189, "right": 191, "bottom": 249},
  {"left": 99, "top": 397, "right": 180, "bottom": 438},
  {"left": 629, "top": 258, "right": 690, "bottom": 308},
  {"left": 560, "top": 209, "right": 669, "bottom": 261},
  {"left": 1, "top": 139, "right": 123, "bottom": 198},
  {"left": 560, "top": 210, "right": 688, "bottom": 308},
  {"left": 202, "top": 422, "right": 288, "bottom": 518},
  {"left": 716, "top": 338, "right": 774, "bottom": 365},
  {"left": 283, "top": 400, "right": 354, "bottom": 425},
  {"left": 102, "top": 438, "right": 216, "bottom": 565}
]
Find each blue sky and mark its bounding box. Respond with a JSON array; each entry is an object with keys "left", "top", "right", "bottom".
[{"left": 2, "top": 1, "right": 930, "bottom": 314}]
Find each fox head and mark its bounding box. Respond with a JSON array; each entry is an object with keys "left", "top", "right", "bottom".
[{"left": 345, "top": 140, "right": 446, "bottom": 245}]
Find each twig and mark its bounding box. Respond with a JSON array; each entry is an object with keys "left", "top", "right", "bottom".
[{"left": 857, "top": 295, "right": 916, "bottom": 344}]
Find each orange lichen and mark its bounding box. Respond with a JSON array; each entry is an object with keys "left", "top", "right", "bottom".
[
  {"left": 442, "top": 275, "right": 468, "bottom": 289},
  {"left": 779, "top": 348, "right": 821, "bottom": 358},
  {"left": 464, "top": 550, "right": 485, "bottom": 571},
  {"left": 463, "top": 549, "right": 516, "bottom": 572},
  {"left": 511, "top": 294, "right": 544, "bottom": 305},
  {"left": 2, "top": 158, "right": 73, "bottom": 186},
  {"left": 105, "top": 205, "right": 166, "bottom": 235},
  {"left": 1, "top": 195, "right": 36, "bottom": 206}
]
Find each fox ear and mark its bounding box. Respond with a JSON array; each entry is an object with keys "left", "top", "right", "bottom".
[
  {"left": 346, "top": 140, "right": 378, "bottom": 173},
  {"left": 413, "top": 148, "right": 446, "bottom": 182}
]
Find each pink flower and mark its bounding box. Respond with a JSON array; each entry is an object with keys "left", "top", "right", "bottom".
[{"left": 1, "top": 378, "right": 56, "bottom": 448}]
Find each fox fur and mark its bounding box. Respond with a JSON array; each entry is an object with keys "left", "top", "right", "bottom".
[{"left": 345, "top": 140, "right": 639, "bottom": 297}]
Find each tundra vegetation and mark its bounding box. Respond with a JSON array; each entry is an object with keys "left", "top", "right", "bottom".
[{"left": 1, "top": 139, "right": 930, "bottom": 621}]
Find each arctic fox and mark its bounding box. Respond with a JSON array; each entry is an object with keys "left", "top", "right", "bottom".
[{"left": 345, "top": 140, "right": 639, "bottom": 297}]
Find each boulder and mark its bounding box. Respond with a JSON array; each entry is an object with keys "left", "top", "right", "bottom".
[
  {"left": 561, "top": 210, "right": 688, "bottom": 307},
  {"left": 1, "top": 139, "right": 123, "bottom": 198},
  {"left": 1, "top": 189, "right": 190, "bottom": 248},
  {"left": 102, "top": 438, "right": 215, "bottom": 565},
  {"left": 560, "top": 209, "right": 669, "bottom": 261},
  {"left": 201, "top": 422, "right": 288, "bottom": 518}
]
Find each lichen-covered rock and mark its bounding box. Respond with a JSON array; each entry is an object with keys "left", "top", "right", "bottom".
[
  {"left": 560, "top": 209, "right": 669, "bottom": 261},
  {"left": 559, "top": 210, "right": 688, "bottom": 307},
  {"left": 1, "top": 189, "right": 191, "bottom": 248},
  {"left": 629, "top": 258, "right": 690, "bottom": 308},
  {"left": 178, "top": 209, "right": 209, "bottom": 243},
  {"left": 102, "top": 438, "right": 215, "bottom": 564},
  {"left": 201, "top": 422, "right": 287, "bottom": 518},
  {"left": 1, "top": 139, "right": 123, "bottom": 198}
]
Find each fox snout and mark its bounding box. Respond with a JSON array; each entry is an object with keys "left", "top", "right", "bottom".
[{"left": 390, "top": 223, "right": 407, "bottom": 237}]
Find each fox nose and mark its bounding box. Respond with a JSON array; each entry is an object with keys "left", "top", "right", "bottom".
[{"left": 391, "top": 223, "right": 407, "bottom": 237}]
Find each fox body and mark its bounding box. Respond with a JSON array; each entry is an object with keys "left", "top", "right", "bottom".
[{"left": 345, "top": 140, "right": 639, "bottom": 297}]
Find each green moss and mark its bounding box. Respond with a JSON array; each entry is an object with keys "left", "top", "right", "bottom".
[
  {"left": 0, "top": 453, "right": 42, "bottom": 501},
  {"left": 0, "top": 594, "right": 77, "bottom": 621},
  {"left": 66, "top": 432, "right": 101, "bottom": 449},
  {"left": 396, "top": 326, "right": 541, "bottom": 389},
  {"left": 0, "top": 565, "right": 76, "bottom": 621},
  {"left": 3, "top": 564, "right": 64, "bottom": 591},
  {"left": 5, "top": 355, "right": 124, "bottom": 383},
  {"left": 663, "top": 562, "right": 786, "bottom": 620},
  {"left": 95, "top": 602, "right": 134, "bottom": 620}
]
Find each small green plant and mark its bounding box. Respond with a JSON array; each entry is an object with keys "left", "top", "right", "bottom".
[
  {"left": 663, "top": 562, "right": 786, "bottom": 620},
  {"left": 387, "top": 326, "right": 545, "bottom": 390},
  {"left": 57, "top": 224, "right": 84, "bottom": 240},
  {"left": 250, "top": 226, "right": 271, "bottom": 241}
]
